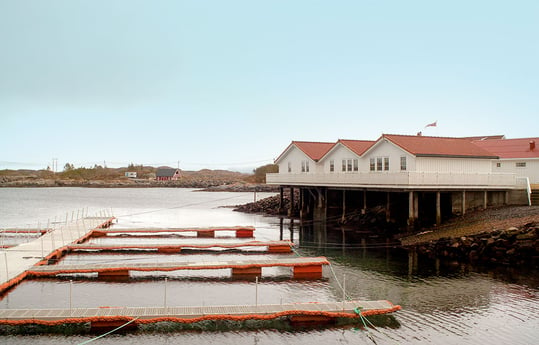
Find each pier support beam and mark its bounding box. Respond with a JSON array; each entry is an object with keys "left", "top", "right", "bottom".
[
  {"left": 288, "top": 187, "right": 295, "bottom": 217},
  {"left": 279, "top": 187, "right": 284, "bottom": 213},
  {"left": 408, "top": 191, "right": 416, "bottom": 230},
  {"left": 386, "top": 192, "right": 391, "bottom": 222},
  {"left": 483, "top": 191, "right": 488, "bottom": 209},
  {"left": 362, "top": 190, "right": 367, "bottom": 214},
  {"left": 462, "top": 191, "right": 466, "bottom": 215},
  {"left": 342, "top": 190, "right": 346, "bottom": 223},
  {"left": 436, "top": 191, "right": 441, "bottom": 226},
  {"left": 313, "top": 188, "right": 327, "bottom": 247}
]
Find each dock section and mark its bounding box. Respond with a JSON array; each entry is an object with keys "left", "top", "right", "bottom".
[
  {"left": 68, "top": 240, "right": 294, "bottom": 253},
  {"left": 0, "top": 300, "right": 401, "bottom": 326},
  {"left": 92, "top": 226, "right": 255, "bottom": 238},
  {"left": 27, "top": 257, "right": 329, "bottom": 279},
  {"left": 0, "top": 214, "right": 115, "bottom": 293}
]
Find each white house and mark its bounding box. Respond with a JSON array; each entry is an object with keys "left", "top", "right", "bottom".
[{"left": 267, "top": 134, "right": 538, "bottom": 227}]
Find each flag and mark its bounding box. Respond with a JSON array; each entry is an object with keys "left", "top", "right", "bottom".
[{"left": 425, "top": 121, "right": 437, "bottom": 128}]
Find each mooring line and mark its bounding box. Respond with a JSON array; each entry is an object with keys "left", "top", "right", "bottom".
[{"left": 76, "top": 317, "right": 139, "bottom": 345}]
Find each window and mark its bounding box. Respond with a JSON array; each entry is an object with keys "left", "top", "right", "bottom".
[
  {"left": 516, "top": 162, "right": 526, "bottom": 168},
  {"left": 330, "top": 160, "right": 334, "bottom": 172},
  {"left": 287, "top": 162, "right": 292, "bottom": 173},
  {"left": 400, "top": 156, "right": 407, "bottom": 171},
  {"left": 300, "top": 160, "right": 310, "bottom": 172},
  {"left": 341, "top": 158, "right": 359, "bottom": 172},
  {"left": 496, "top": 162, "right": 501, "bottom": 168},
  {"left": 376, "top": 157, "right": 383, "bottom": 171},
  {"left": 384, "top": 157, "right": 390, "bottom": 171},
  {"left": 370, "top": 158, "right": 375, "bottom": 171}
]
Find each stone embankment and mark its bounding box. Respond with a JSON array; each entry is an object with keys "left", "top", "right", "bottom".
[
  {"left": 233, "top": 194, "right": 289, "bottom": 215},
  {"left": 411, "top": 223, "right": 538, "bottom": 267}
]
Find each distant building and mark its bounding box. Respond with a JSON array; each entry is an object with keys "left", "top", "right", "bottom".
[
  {"left": 156, "top": 168, "right": 181, "bottom": 181},
  {"left": 125, "top": 172, "right": 137, "bottom": 178}
]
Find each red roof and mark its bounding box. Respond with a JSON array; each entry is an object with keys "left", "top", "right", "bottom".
[
  {"left": 293, "top": 141, "right": 335, "bottom": 161},
  {"left": 275, "top": 141, "right": 335, "bottom": 162},
  {"left": 472, "top": 138, "right": 539, "bottom": 159},
  {"left": 382, "top": 134, "right": 498, "bottom": 158},
  {"left": 338, "top": 139, "right": 375, "bottom": 156}
]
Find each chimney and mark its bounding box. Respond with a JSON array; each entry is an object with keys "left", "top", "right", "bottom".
[{"left": 530, "top": 140, "right": 536, "bottom": 150}]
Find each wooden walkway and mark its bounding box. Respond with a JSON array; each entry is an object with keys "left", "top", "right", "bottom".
[
  {"left": 0, "top": 215, "right": 115, "bottom": 289},
  {"left": 93, "top": 226, "right": 255, "bottom": 238},
  {"left": 0, "top": 300, "right": 400, "bottom": 324},
  {"left": 27, "top": 257, "right": 329, "bottom": 279},
  {"left": 68, "top": 240, "right": 294, "bottom": 253}
]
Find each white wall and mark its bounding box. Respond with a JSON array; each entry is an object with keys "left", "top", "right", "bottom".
[
  {"left": 276, "top": 146, "right": 316, "bottom": 174},
  {"left": 364, "top": 140, "right": 416, "bottom": 172},
  {"left": 494, "top": 159, "right": 539, "bottom": 184},
  {"left": 416, "top": 157, "right": 493, "bottom": 174},
  {"left": 322, "top": 144, "right": 364, "bottom": 173}
]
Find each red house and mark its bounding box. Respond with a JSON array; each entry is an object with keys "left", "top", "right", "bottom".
[{"left": 156, "top": 168, "right": 181, "bottom": 181}]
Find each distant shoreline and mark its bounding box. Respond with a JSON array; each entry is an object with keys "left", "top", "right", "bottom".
[{"left": 0, "top": 179, "right": 279, "bottom": 192}]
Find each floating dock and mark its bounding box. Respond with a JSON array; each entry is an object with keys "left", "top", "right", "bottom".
[
  {"left": 92, "top": 226, "right": 255, "bottom": 238},
  {"left": 27, "top": 257, "right": 329, "bottom": 279},
  {"left": 68, "top": 240, "right": 294, "bottom": 253},
  {"left": 0, "top": 215, "right": 115, "bottom": 294},
  {"left": 0, "top": 300, "right": 401, "bottom": 327}
]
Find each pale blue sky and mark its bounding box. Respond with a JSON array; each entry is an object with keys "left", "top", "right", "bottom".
[{"left": 1, "top": 0, "right": 538, "bottom": 172}]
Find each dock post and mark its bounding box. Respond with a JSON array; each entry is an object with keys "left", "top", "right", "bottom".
[
  {"left": 4, "top": 252, "right": 8, "bottom": 281},
  {"left": 255, "top": 276, "right": 259, "bottom": 306},
  {"left": 164, "top": 277, "right": 168, "bottom": 309},
  {"left": 69, "top": 280, "right": 73, "bottom": 311}
]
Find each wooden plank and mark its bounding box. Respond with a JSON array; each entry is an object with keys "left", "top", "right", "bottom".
[
  {"left": 0, "top": 300, "right": 399, "bottom": 322},
  {"left": 97, "top": 226, "right": 255, "bottom": 234},
  {"left": 28, "top": 257, "right": 330, "bottom": 275},
  {"left": 68, "top": 241, "right": 293, "bottom": 252}
]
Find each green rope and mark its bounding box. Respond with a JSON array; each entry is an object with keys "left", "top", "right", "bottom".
[{"left": 77, "top": 317, "right": 139, "bottom": 345}]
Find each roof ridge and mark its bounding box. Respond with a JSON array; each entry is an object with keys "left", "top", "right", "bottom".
[{"left": 382, "top": 133, "right": 470, "bottom": 140}]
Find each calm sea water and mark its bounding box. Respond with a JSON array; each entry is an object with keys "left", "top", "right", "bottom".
[{"left": 0, "top": 188, "right": 538, "bottom": 345}]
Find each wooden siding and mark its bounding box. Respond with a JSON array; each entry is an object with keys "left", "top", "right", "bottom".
[
  {"left": 415, "top": 157, "right": 493, "bottom": 174},
  {"left": 493, "top": 159, "right": 539, "bottom": 184}
]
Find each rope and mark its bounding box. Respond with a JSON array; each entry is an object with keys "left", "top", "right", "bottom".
[{"left": 77, "top": 317, "right": 139, "bottom": 345}]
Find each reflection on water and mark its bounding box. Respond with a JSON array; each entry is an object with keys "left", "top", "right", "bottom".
[{"left": 0, "top": 188, "right": 538, "bottom": 344}]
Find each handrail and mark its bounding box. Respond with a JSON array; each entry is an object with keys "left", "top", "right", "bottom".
[{"left": 525, "top": 177, "right": 532, "bottom": 206}]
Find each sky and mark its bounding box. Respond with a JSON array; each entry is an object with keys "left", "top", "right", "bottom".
[{"left": 1, "top": 0, "right": 538, "bottom": 172}]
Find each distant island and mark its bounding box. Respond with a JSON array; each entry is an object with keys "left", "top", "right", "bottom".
[{"left": 0, "top": 164, "right": 279, "bottom": 191}]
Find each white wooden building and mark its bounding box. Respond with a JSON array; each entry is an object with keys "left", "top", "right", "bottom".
[{"left": 267, "top": 134, "right": 538, "bottom": 227}]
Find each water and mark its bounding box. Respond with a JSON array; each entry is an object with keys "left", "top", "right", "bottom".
[{"left": 1, "top": 187, "right": 538, "bottom": 344}]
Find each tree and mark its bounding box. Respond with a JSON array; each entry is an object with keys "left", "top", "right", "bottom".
[
  {"left": 252, "top": 164, "right": 279, "bottom": 183},
  {"left": 63, "top": 163, "right": 75, "bottom": 171}
]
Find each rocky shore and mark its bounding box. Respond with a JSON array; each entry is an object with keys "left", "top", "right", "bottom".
[{"left": 410, "top": 222, "right": 538, "bottom": 268}]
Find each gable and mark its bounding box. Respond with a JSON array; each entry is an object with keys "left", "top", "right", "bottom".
[{"left": 274, "top": 141, "right": 335, "bottom": 163}]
